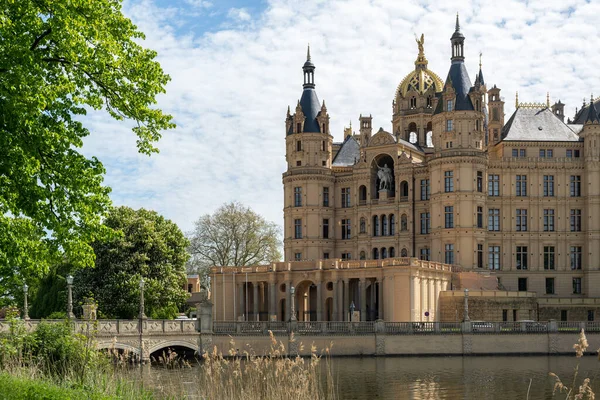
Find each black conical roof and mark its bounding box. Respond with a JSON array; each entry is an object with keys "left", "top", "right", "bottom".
[{"left": 586, "top": 98, "right": 599, "bottom": 123}]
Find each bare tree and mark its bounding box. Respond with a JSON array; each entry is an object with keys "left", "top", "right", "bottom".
[{"left": 188, "top": 202, "right": 281, "bottom": 278}]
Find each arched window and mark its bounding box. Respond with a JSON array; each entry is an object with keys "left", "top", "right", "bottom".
[
  {"left": 359, "top": 185, "right": 367, "bottom": 203},
  {"left": 426, "top": 122, "right": 433, "bottom": 148},
  {"left": 410, "top": 97, "right": 417, "bottom": 109},
  {"left": 360, "top": 217, "right": 366, "bottom": 234},
  {"left": 373, "top": 216, "right": 379, "bottom": 237},
  {"left": 373, "top": 248, "right": 379, "bottom": 260},
  {"left": 400, "top": 181, "right": 409, "bottom": 199},
  {"left": 401, "top": 214, "right": 408, "bottom": 231},
  {"left": 381, "top": 215, "right": 388, "bottom": 236},
  {"left": 401, "top": 248, "right": 408, "bottom": 257},
  {"left": 389, "top": 247, "right": 395, "bottom": 258},
  {"left": 381, "top": 248, "right": 387, "bottom": 259},
  {"left": 360, "top": 251, "right": 366, "bottom": 260},
  {"left": 407, "top": 122, "right": 417, "bottom": 144},
  {"left": 426, "top": 96, "right": 432, "bottom": 108},
  {"left": 409, "top": 132, "right": 418, "bottom": 144},
  {"left": 389, "top": 214, "right": 395, "bottom": 235}
]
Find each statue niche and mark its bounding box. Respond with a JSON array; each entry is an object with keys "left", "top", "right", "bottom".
[{"left": 371, "top": 154, "right": 395, "bottom": 199}]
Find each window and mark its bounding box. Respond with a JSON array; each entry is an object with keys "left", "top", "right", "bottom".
[
  {"left": 444, "top": 171, "right": 454, "bottom": 192},
  {"left": 341, "top": 252, "right": 351, "bottom": 261},
  {"left": 323, "top": 187, "right": 329, "bottom": 207},
  {"left": 502, "top": 309, "right": 508, "bottom": 322},
  {"left": 341, "top": 219, "right": 351, "bottom": 240},
  {"left": 570, "top": 246, "right": 582, "bottom": 270},
  {"left": 488, "top": 174, "right": 499, "bottom": 196},
  {"left": 372, "top": 248, "right": 379, "bottom": 259},
  {"left": 296, "top": 140, "right": 302, "bottom": 151},
  {"left": 574, "top": 278, "right": 583, "bottom": 295},
  {"left": 516, "top": 246, "right": 528, "bottom": 270},
  {"left": 296, "top": 160, "right": 302, "bottom": 166},
  {"left": 389, "top": 214, "right": 396, "bottom": 235},
  {"left": 545, "top": 278, "right": 555, "bottom": 295},
  {"left": 544, "top": 209, "right": 555, "bottom": 232},
  {"left": 446, "top": 141, "right": 453, "bottom": 148},
  {"left": 488, "top": 246, "right": 500, "bottom": 270},
  {"left": 420, "top": 179, "right": 430, "bottom": 200},
  {"left": 518, "top": 278, "right": 527, "bottom": 291},
  {"left": 410, "top": 96, "right": 417, "bottom": 108},
  {"left": 566, "top": 149, "right": 580, "bottom": 158},
  {"left": 477, "top": 206, "right": 483, "bottom": 228},
  {"left": 426, "top": 96, "right": 432, "bottom": 108},
  {"left": 488, "top": 209, "right": 500, "bottom": 231},
  {"left": 476, "top": 171, "right": 483, "bottom": 192},
  {"left": 420, "top": 248, "right": 430, "bottom": 261},
  {"left": 516, "top": 209, "right": 528, "bottom": 231},
  {"left": 477, "top": 244, "right": 483, "bottom": 268},
  {"left": 544, "top": 246, "right": 555, "bottom": 270},
  {"left": 420, "top": 212, "right": 430, "bottom": 234},
  {"left": 570, "top": 175, "right": 581, "bottom": 197},
  {"left": 513, "top": 309, "right": 518, "bottom": 321},
  {"left": 516, "top": 175, "right": 527, "bottom": 196},
  {"left": 445, "top": 244, "right": 454, "bottom": 264},
  {"left": 446, "top": 119, "right": 453, "bottom": 131},
  {"left": 373, "top": 216, "right": 379, "bottom": 236},
  {"left": 543, "top": 175, "right": 554, "bottom": 197},
  {"left": 447, "top": 100, "right": 453, "bottom": 112},
  {"left": 294, "top": 219, "right": 302, "bottom": 239},
  {"left": 294, "top": 187, "right": 302, "bottom": 207},
  {"left": 323, "top": 252, "right": 330, "bottom": 259},
  {"left": 381, "top": 248, "right": 388, "bottom": 259},
  {"left": 570, "top": 209, "right": 581, "bottom": 232},
  {"left": 359, "top": 251, "right": 365, "bottom": 260},
  {"left": 561, "top": 310, "right": 568, "bottom": 321},
  {"left": 540, "top": 149, "right": 553, "bottom": 158},
  {"left": 323, "top": 219, "right": 329, "bottom": 239},
  {"left": 359, "top": 218, "right": 366, "bottom": 234},
  {"left": 444, "top": 206, "right": 454, "bottom": 229},
  {"left": 294, "top": 252, "right": 302, "bottom": 261},
  {"left": 341, "top": 188, "right": 351, "bottom": 208},
  {"left": 400, "top": 248, "right": 408, "bottom": 257},
  {"left": 400, "top": 214, "right": 408, "bottom": 231},
  {"left": 389, "top": 247, "right": 395, "bottom": 258},
  {"left": 588, "top": 310, "right": 594, "bottom": 321},
  {"left": 512, "top": 149, "right": 526, "bottom": 158}
]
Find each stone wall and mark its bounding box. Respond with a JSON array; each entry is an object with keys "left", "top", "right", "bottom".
[{"left": 439, "top": 291, "right": 538, "bottom": 322}]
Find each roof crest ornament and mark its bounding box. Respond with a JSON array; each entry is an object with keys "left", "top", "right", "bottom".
[
  {"left": 307, "top": 43, "right": 311, "bottom": 62},
  {"left": 516, "top": 93, "right": 550, "bottom": 109}
]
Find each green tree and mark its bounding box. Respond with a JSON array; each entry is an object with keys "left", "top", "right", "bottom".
[
  {"left": 0, "top": 1, "right": 174, "bottom": 302},
  {"left": 188, "top": 202, "right": 281, "bottom": 280},
  {"left": 74, "top": 206, "right": 189, "bottom": 319}
]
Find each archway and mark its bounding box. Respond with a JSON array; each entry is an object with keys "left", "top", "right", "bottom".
[
  {"left": 359, "top": 185, "right": 367, "bottom": 204},
  {"left": 371, "top": 154, "right": 395, "bottom": 199},
  {"left": 426, "top": 122, "right": 433, "bottom": 147},
  {"left": 148, "top": 343, "right": 198, "bottom": 363},
  {"left": 408, "top": 122, "right": 418, "bottom": 144},
  {"left": 295, "top": 280, "right": 317, "bottom": 321}
]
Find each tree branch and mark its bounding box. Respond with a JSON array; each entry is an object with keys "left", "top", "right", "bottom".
[{"left": 31, "top": 28, "right": 52, "bottom": 51}]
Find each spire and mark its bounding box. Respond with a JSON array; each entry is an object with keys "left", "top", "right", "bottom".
[
  {"left": 455, "top": 12, "right": 460, "bottom": 32},
  {"left": 450, "top": 13, "right": 465, "bottom": 62},
  {"left": 302, "top": 44, "right": 315, "bottom": 89},
  {"left": 546, "top": 92, "right": 550, "bottom": 108},
  {"left": 478, "top": 52, "right": 485, "bottom": 85},
  {"left": 307, "top": 44, "right": 311, "bottom": 62},
  {"left": 515, "top": 91, "right": 519, "bottom": 108},
  {"left": 585, "top": 94, "right": 599, "bottom": 124}
]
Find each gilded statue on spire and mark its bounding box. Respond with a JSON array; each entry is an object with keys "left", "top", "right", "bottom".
[{"left": 414, "top": 33, "right": 427, "bottom": 66}]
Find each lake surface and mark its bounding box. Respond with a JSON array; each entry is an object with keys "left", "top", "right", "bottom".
[{"left": 134, "top": 355, "right": 600, "bottom": 399}]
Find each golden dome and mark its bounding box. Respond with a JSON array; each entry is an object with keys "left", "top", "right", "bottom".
[{"left": 395, "top": 34, "right": 443, "bottom": 98}]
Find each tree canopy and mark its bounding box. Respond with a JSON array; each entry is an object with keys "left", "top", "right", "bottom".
[
  {"left": 74, "top": 206, "right": 189, "bottom": 319},
  {"left": 0, "top": 0, "right": 174, "bottom": 301},
  {"left": 188, "top": 202, "right": 281, "bottom": 278}
]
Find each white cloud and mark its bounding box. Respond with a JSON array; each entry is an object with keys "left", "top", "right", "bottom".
[
  {"left": 185, "top": 0, "right": 212, "bottom": 8},
  {"left": 82, "top": 0, "right": 600, "bottom": 236},
  {"left": 227, "top": 7, "right": 252, "bottom": 22}
]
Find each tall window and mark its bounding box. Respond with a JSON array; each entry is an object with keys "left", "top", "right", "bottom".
[
  {"left": 488, "top": 174, "right": 499, "bottom": 196},
  {"left": 477, "top": 206, "right": 483, "bottom": 228},
  {"left": 477, "top": 171, "right": 483, "bottom": 192},
  {"left": 420, "top": 179, "right": 430, "bottom": 200},
  {"left": 518, "top": 278, "right": 528, "bottom": 292},
  {"left": 294, "top": 219, "right": 302, "bottom": 239},
  {"left": 323, "top": 187, "right": 329, "bottom": 207},
  {"left": 544, "top": 246, "right": 555, "bottom": 270},
  {"left": 447, "top": 100, "right": 453, "bottom": 112},
  {"left": 543, "top": 175, "right": 554, "bottom": 197},
  {"left": 381, "top": 248, "right": 388, "bottom": 259},
  {"left": 516, "top": 246, "right": 528, "bottom": 270},
  {"left": 389, "top": 214, "right": 395, "bottom": 235},
  {"left": 540, "top": 149, "right": 553, "bottom": 158},
  {"left": 294, "top": 187, "right": 302, "bottom": 207},
  {"left": 294, "top": 252, "right": 302, "bottom": 261},
  {"left": 445, "top": 244, "right": 454, "bottom": 264},
  {"left": 444, "top": 171, "right": 454, "bottom": 192},
  {"left": 341, "top": 252, "right": 351, "bottom": 261},
  {"left": 570, "top": 175, "right": 581, "bottom": 197},
  {"left": 341, "top": 188, "right": 351, "bottom": 208},
  {"left": 573, "top": 278, "right": 582, "bottom": 295},
  {"left": 389, "top": 247, "right": 395, "bottom": 258},
  {"left": 420, "top": 212, "right": 430, "bottom": 234},
  {"left": 516, "top": 175, "right": 527, "bottom": 196},
  {"left": 446, "top": 119, "right": 453, "bottom": 132},
  {"left": 410, "top": 96, "right": 417, "bottom": 108},
  {"left": 477, "top": 244, "right": 483, "bottom": 268},
  {"left": 341, "top": 219, "right": 351, "bottom": 240},
  {"left": 488, "top": 209, "right": 500, "bottom": 231},
  {"left": 373, "top": 248, "right": 379, "bottom": 260},
  {"left": 545, "top": 278, "right": 555, "bottom": 295},
  {"left": 373, "top": 216, "right": 379, "bottom": 237},
  {"left": 420, "top": 248, "right": 431, "bottom": 261},
  {"left": 381, "top": 215, "right": 388, "bottom": 236},
  {"left": 323, "top": 219, "right": 329, "bottom": 239},
  {"left": 566, "top": 149, "right": 580, "bottom": 158},
  {"left": 570, "top": 209, "right": 581, "bottom": 232},
  {"left": 516, "top": 209, "right": 528, "bottom": 231},
  {"left": 512, "top": 149, "right": 526, "bottom": 158},
  {"left": 444, "top": 206, "right": 454, "bottom": 229},
  {"left": 570, "top": 246, "right": 582, "bottom": 270},
  {"left": 544, "top": 209, "right": 555, "bottom": 232},
  {"left": 296, "top": 140, "right": 302, "bottom": 151},
  {"left": 488, "top": 246, "right": 500, "bottom": 270}
]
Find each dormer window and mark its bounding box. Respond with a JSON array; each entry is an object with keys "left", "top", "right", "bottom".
[
  {"left": 410, "top": 97, "right": 417, "bottom": 109},
  {"left": 446, "top": 100, "right": 453, "bottom": 112}
]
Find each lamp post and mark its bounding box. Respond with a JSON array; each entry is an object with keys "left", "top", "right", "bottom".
[
  {"left": 290, "top": 286, "right": 297, "bottom": 321},
  {"left": 139, "top": 277, "right": 147, "bottom": 320},
  {"left": 66, "top": 275, "right": 75, "bottom": 320},
  {"left": 349, "top": 301, "right": 355, "bottom": 322},
  {"left": 463, "top": 288, "right": 470, "bottom": 322},
  {"left": 139, "top": 277, "right": 147, "bottom": 364},
  {"left": 23, "top": 283, "right": 29, "bottom": 320}
]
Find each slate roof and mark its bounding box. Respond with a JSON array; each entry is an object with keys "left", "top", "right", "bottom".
[
  {"left": 299, "top": 88, "right": 321, "bottom": 133},
  {"left": 568, "top": 124, "right": 584, "bottom": 135},
  {"left": 332, "top": 135, "right": 360, "bottom": 166},
  {"left": 434, "top": 61, "right": 474, "bottom": 115},
  {"left": 397, "top": 137, "right": 424, "bottom": 153},
  {"left": 573, "top": 98, "right": 600, "bottom": 124},
  {"left": 585, "top": 100, "right": 599, "bottom": 123},
  {"left": 501, "top": 107, "right": 581, "bottom": 142}
]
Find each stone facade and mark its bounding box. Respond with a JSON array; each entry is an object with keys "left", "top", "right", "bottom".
[{"left": 439, "top": 290, "right": 538, "bottom": 322}]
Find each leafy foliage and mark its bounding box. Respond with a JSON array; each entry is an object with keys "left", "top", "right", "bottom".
[
  {"left": 188, "top": 202, "right": 281, "bottom": 279},
  {"left": 29, "top": 264, "right": 70, "bottom": 319},
  {"left": 0, "top": 0, "right": 174, "bottom": 303},
  {"left": 74, "top": 207, "right": 189, "bottom": 319}
]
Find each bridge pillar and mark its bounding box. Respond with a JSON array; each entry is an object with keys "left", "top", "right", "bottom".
[{"left": 198, "top": 297, "right": 214, "bottom": 356}]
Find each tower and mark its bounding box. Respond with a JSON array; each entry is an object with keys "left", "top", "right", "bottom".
[
  {"left": 551, "top": 100, "right": 565, "bottom": 122},
  {"left": 283, "top": 46, "right": 335, "bottom": 261},
  {"left": 358, "top": 114, "right": 372, "bottom": 147},
  {"left": 487, "top": 85, "right": 504, "bottom": 147}
]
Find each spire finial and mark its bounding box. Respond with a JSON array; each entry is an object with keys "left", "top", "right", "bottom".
[
  {"left": 546, "top": 92, "right": 550, "bottom": 108},
  {"left": 592, "top": 93, "right": 595, "bottom": 103},
  {"left": 455, "top": 13, "right": 460, "bottom": 32},
  {"left": 307, "top": 44, "right": 311, "bottom": 61},
  {"left": 479, "top": 52, "right": 482, "bottom": 69},
  {"left": 516, "top": 91, "right": 519, "bottom": 108}
]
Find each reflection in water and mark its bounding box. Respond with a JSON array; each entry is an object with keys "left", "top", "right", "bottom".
[{"left": 130, "top": 355, "right": 600, "bottom": 399}]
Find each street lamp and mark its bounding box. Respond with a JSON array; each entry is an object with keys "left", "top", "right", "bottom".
[
  {"left": 463, "top": 288, "right": 470, "bottom": 322},
  {"left": 66, "top": 275, "right": 75, "bottom": 320},
  {"left": 139, "top": 277, "right": 147, "bottom": 320},
  {"left": 290, "top": 286, "right": 297, "bottom": 321},
  {"left": 23, "top": 283, "right": 29, "bottom": 320}
]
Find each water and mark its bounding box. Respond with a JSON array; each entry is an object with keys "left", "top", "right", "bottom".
[{"left": 134, "top": 355, "right": 600, "bottom": 399}]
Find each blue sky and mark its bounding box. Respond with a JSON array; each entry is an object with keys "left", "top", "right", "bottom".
[{"left": 82, "top": 0, "right": 600, "bottom": 236}]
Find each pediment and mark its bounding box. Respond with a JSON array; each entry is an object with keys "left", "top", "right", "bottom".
[{"left": 369, "top": 128, "right": 395, "bottom": 147}]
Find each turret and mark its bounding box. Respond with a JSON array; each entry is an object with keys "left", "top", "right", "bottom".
[
  {"left": 487, "top": 85, "right": 504, "bottom": 147},
  {"left": 359, "top": 114, "right": 372, "bottom": 147},
  {"left": 551, "top": 100, "right": 565, "bottom": 122}
]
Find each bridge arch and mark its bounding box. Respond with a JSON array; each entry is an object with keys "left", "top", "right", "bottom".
[
  {"left": 96, "top": 341, "right": 140, "bottom": 355},
  {"left": 147, "top": 340, "right": 199, "bottom": 357}
]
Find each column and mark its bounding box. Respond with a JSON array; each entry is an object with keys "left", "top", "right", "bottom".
[
  {"left": 435, "top": 279, "right": 442, "bottom": 321},
  {"left": 420, "top": 277, "right": 426, "bottom": 322},
  {"left": 269, "top": 282, "right": 276, "bottom": 321},
  {"left": 285, "top": 280, "right": 292, "bottom": 322},
  {"left": 238, "top": 283, "right": 244, "bottom": 321},
  {"left": 332, "top": 279, "right": 338, "bottom": 321},
  {"left": 337, "top": 280, "right": 344, "bottom": 321},
  {"left": 343, "top": 279, "right": 350, "bottom": 321},
  {"left": 316, "top": 281, "right": 323, "bottom": 321},
  {"left": 369, "top": 280, "right": 375, "bottom": 321},
  {"left": 377, "top": 279, "right": 384, "bottom": 320},
  {"left": 253, "top": 282, "right": 259, "bottom": 321},
  {"left": 412, "top": 276, "right": 421, "bottom": 322},
  {"left": 428, "top": 278, "right": 435, "bottom": 322},
  {"left": 359, "top": 278, "right": 367, "bottom": 321}
]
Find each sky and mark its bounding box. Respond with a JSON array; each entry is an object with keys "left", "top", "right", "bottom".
[{"left": 81, "top": 0, "right": 600, "bottom": 235}]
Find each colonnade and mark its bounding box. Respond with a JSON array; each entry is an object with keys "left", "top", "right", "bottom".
[{"left": 410, "top": 275, "right": 448, "bottom": 322}]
